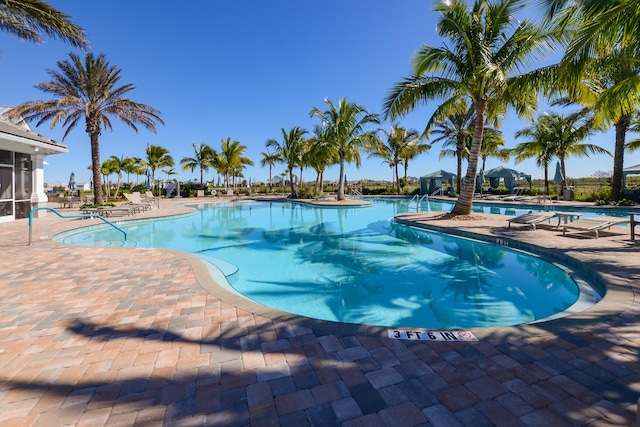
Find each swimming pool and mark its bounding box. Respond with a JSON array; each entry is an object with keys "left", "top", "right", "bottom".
[{"left": 56, "top": 198, "right": 601, "bottom": 329}]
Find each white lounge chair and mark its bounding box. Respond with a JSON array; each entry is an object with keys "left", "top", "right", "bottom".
[
  {"left": 124, "top": 193, "right": 152, "bottom": 211},
  {"left": 507, "top": 212, "right": 557, "bottom": 230},
  {"left": 562, "top": 216, "right": 630, "bottom": 238}
]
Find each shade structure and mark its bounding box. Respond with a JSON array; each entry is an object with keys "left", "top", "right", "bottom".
[
  {"left": 483, "top": 166, "right": 532, "bottom": 194},
  {"left": 419, "top": 170, "right": 457, "bottom": 195}
]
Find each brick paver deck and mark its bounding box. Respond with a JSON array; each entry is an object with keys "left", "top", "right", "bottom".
[{"left": 0, "top": 197, "right": 638, "bottom": 426}]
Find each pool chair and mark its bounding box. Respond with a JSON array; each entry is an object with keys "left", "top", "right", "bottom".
[
  {"left": 507, "top": 212, "right": 557, "bottom": 230},
  {"left": 562, "top": 216, "right": 630, "bottom": 238},
  {"left": 124, "top": 193, "right": 153, "bottom": 211},
  {"left": 501, "top": 188, "right": 525, "bottom": 201}
]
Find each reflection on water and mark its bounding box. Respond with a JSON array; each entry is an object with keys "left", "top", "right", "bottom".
[{"left": 58, "top": 199, "right": 586, "bottom": 329}]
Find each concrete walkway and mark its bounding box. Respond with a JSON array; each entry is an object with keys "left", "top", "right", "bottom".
[{"left": 0, "top": 197, "right": 638, "bottom": 426}]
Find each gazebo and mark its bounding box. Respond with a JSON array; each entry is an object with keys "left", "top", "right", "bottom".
[
  {"left": 483, "top": 166, "right": 532, "bottom": 194},
  {"left": 419, "top": 170, "right": 457, "bottom": 195}
]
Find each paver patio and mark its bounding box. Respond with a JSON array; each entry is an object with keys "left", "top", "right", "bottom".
[{"left": 0, "top": 197, "right": 638, "bottom": 426}]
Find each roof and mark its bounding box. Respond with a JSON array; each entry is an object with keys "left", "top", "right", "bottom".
[
  {"left": 0, "top": 107, "right": 67, "bottom": 153},
  {"left": 483, "top": 166, "right": 531, "bottom": 179},
  {"left": 623, "top": 163, "right": 640, "bottom": 173},
  {"left": 420, "top": 169, "right": 457, "bottom": 179}
]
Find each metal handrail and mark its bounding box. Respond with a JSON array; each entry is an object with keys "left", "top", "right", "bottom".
[
  {"left": 28, "top": 207, "right": 127, "bottom": 245},
  {"left": 409, "top": 194, "right": 429, "bottom": 212}
]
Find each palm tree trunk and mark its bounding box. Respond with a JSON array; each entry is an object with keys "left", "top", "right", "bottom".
[
  {"left": 289, "top": 169, "right": 296, "bottom": 197},
  {"left": 269, "top": 166, "right": 273, "bottom": 190},
  {"left": 90, "top": 133, "right": 102, "bottom": 204},
  {"left": 299, "top": 166, "right": 304, "bottom": 193},
  {"left": 612, "top": 117, "right": 628, "bottom": 200},
  {"left": 395, "top": 164, "right": 400, "bottom": 193},
  {"left": 451, "top": 100, "right": 486, "bottom": 216},
  {"left": 456, "top": 137, "right": 464, "bottom": 193},
  {"left": 337, "top": 158, "right": 346, "bottom": 201}
]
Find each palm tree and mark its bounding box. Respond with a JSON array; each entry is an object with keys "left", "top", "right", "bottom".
[
  {"left": 551, "top": 47, "right": 640, "bottom": 200},
  {"left": 310, "top": 97, "right": 379, "bottom": 201},
  {"left": 399, "top": 134, "right": 431, "bottom": 184},
  {"left": 259, "top": 150, "right": 280, "bottom": 191},
  {"left": 104, "top": 155, "right": 124, "bottom": 197},
  {"left": 141, "top": 144, "right": 174, "bottom": 193},
  {"left": 543, "top": 112, "right": 610, "bottom": 188},
  {"left": 9, "top": 52, "right": 164, "bottom": 204},
  {"left": 478, "top": 129, "right": 508, "bottom": 172},
  {"left": 120, "top": 157, "right": 138, "bottom": 187},
  {"left": 542, "top": 0, "right": 640, "bottom": 72},
  {"left": 368, "top": 125, "right": 425, "bottom": 193},
  {"left": 162, "top": 167, "right": 177, "bottom": 181},
  {"left": 306, "top": 124, "right": 338, "bottom": 196},
  {"left": 384, "top": 0, "right": 561, "bottom": 215},
  {"left": 218, "top": 137, "right": 253, "bottom": 190},
  {"left": 431, "top": 111, "right": 474, "bottom": 193},
  {"left": 100, "top": 159, "right": 118, "bottom": 199},
  {"left": 180, "top": 143, "right": 215, "bottom": 186},
  {"left": 514, "top": 112, "right": 611, "bottom": 194},
  {"left": 0, "top": 0, "right": 87, "bottom": 47},
  {"left": 265, "top": 127, "right": 308, "bottom": 198},
  {"left": 513, "top": 116, "right": 558, "bottom": 195}
]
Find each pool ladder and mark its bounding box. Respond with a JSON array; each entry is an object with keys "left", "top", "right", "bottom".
[{"left": 409, "top": 194, "right": 429, "bottom": 212}]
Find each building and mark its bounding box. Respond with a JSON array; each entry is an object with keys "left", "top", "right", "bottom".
[{"left": 0, "top": 107, "right": 67, "bottom": 223}]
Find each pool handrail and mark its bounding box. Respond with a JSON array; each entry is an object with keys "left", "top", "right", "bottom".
[{"left": 28, "top": 207, "right": 127, "bottom": 245}]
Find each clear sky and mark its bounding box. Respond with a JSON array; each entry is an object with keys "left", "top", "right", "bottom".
[{"left": 1, "top": 0, "right": 638, "bottom": 186}]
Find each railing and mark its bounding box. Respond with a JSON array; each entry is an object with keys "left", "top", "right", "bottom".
[
  {"left": 430, "top": 188, "right": 444, "bottom": 196},
  {"left": 348, "top": 189, "right": 363, "bottom": 197},
  {"left": 28, "top": 207, "right": 127, "bottom": 245},
  {"left": 408, "top": 194, "right": 429, "bottom": 212}
]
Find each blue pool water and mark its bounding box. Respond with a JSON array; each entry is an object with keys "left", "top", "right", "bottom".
[{"left": 56, "top": 198, "right": 601, "bottom": 329}]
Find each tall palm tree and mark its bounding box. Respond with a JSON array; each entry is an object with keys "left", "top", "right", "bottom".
[
  {"left": 310, "top": 97, "right": 379, "bottom": 201},
  {"left": 259, "top": 149, "right": 280, "bottom": 191},
  {"left": 141, "top": 144, "right": 174, "bottom": 193},
  {"left": 180, "top": 143, "right": 215, "bottom": 186},
  {"left": 384, "top": 0, "right": 561, "bottom": 215},
  {"left": 551, "top": 47, "right": 640, "bottom": 200},
  {"left": 218, "top": 137, "right": 253, "bottom": 190},
  {"left": 265, "top": 126, "right": 308, "bottom": 198},
  {"left": 9, "top": 52, "right": 164, "bottom": 204},
  {"left": 0, "top": 0, "right": 87, "bottom": 47}
]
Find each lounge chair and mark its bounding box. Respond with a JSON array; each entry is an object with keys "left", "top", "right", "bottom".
[
  {"left": 562, "top": 216, "right": 630, "bottom": 238},
  {"left": 507, "top": 212, "right": 557, "bottom": 230},
  {"left": 502, "top": 189, "right": 525, "bottom": 201},
  {"left": 124, "top": 193, "right": 152, "bottom": 211},
  {"left": 96, "top": 206, "right": 136, "bottom": 217}
]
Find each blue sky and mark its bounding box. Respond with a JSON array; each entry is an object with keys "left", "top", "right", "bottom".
[{"left": 2, "top": 0, "right": 638, "bottom": 186}]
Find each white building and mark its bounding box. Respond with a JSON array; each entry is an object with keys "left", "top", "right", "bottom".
[{"left": 0, "top": 107, "right": 67, "bottom": 222}]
